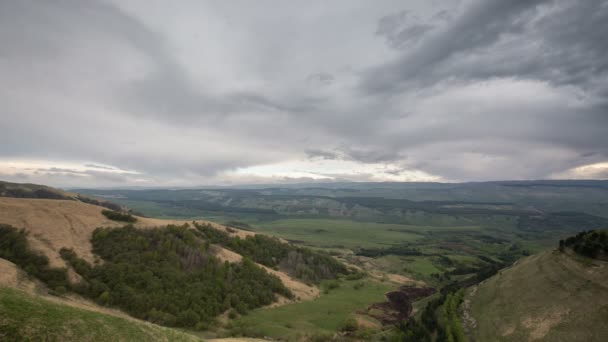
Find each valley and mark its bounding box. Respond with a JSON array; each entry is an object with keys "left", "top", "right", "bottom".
[
  {"left": 1, "top": 180, "right": 607, "bottom": 341},
  {"left": 3, "top": 1, "right": 607, "bottom": 340}
]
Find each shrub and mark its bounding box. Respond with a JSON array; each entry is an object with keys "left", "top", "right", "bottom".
[
  {"left": 345, "top": 271, "right": 366, "bottom": 281},
  {"left": 322, "top": 279, "right": 341, "bottom": 294},
  {"left": 340, "top": 317, "right": 358, "bottom": 332},
  {"left": 101, "top": 210, "right": 137, "bottom": 223}
]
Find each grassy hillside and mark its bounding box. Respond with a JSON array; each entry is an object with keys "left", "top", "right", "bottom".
[
  {"left": 466, "top": 250, "right": 608, "bottom": 341},
  {"left": 0, "top": 286, "right": 202, "bottom": 342},
  {"left": 231, "top": 278, "right": 391, "bottom": 339}
]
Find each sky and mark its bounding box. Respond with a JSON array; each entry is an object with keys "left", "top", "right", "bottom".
[{"left": 1, "top": 0, "right": 607, "bottom": 187}]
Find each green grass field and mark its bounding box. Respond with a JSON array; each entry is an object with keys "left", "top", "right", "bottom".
[
  {"left": 467, "top": 251, "right": 608, "bottom": 341},
  {"left": 0, "top": 287, "right": 202, "bottom": 342},
  {"left": 231, "top": 278, "right": 391, "bottom": 339},
  {"left": 250, "top": 218, "right": 430, "bottom": 248}
]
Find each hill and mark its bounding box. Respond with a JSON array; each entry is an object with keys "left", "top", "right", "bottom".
[
  {"left": 0, "top": 182, "right": 353, "bottom": 337},
  {"left": 0, "top": 257, "right": 203, "bottom": 341},
  {"left": 0, "top": 285, "right": 206, "bottom": 342},
  {"left": 0, "top": 196, "right": 319, "bottom": 300},
  {"left": 1, "top": 180, "right": 124, "bottom": 211},
  {"left": 0, "top": 197, "right": 184, "bottom": 268},
  {"left": 74, "top": 180, "right": 608, "bottom": 220},
  {"left": 465, "top": 249, "right": 608, "bottom": 341}
]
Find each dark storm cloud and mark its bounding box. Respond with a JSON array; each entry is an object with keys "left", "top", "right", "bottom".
[
  {"left": 376, "top": 10, "right": 442, "bottom": 49},
  {"left": 0, "top": 0, "right": 607, "bottom": 186},
  {"left": 364, "top": 0, "right": 608, "bottom": 93}
]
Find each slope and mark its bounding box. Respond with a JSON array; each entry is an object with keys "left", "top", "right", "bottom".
[
  {"left": 0, "top": 257, "right": 203, "bottom": 342},
  {"left": 0, "top": 196, "right": 316, "bottom": 304},
  {"left": 465, "top": 250, "right": 608, "bottom": 341},
  {"left": 0, "top": 286, "right": 206, "bottom": 342}
]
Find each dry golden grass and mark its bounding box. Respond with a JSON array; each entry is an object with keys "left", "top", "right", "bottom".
[
  {"left": 0, "top": 197, "right": 318, "bottom": 306},
  {"left": 211, "top": 243, "right": 319, "bottom": 303},
  {"left": 0, "top": 198, "right": 250, "bottom": 266}
]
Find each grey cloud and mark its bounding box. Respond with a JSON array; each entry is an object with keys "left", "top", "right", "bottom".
[
  {"left": 305, "top": 149, "right": 341, "bottom": 160},
  {"left": 0, "top": 0, "right": 607, "bottom": 186},
  {"left": 339, "top": 147, "right": 406, "bottom": 164},
  {"left": 364, "top": 0, "right": 608, "bottom": 94},
  {"left": 84, "top": 164, "right": 117, "bottom": 171},
  {"left": 305, "top": 147, "right": 405, "bottom": 164},
  {"left": 376, "top": 10, "right": 438, "bottom": 49},
  {"left": 307, "top": 72, "right": 335, "bottom": 85}
]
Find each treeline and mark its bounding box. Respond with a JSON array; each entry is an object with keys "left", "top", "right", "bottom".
[
  {"left": 101, "top": 209, "right": 137, "bottom": 223},
  {"left": 194, "top": 222, "right": 348, "bottom": 284},
  {"left": 560, "top": 230, "right": 608, "bottom": 259},
  {"left": 448, "top": 249, "right": 522, "bottom": 285},
  {"left": 0, "top": 224, "right": 69, "bottom": 293},
  {"left": 61, "top": 224, "right": 292, "bottom": 329},
  {"left": 76, "top": 195, "right": 123, "bottom": 211},
  {"left": 393, "top": 284, "right": 466, "bottom": 342},
  {"left": 357, "top": 245, "right": 425, "bottom": 258},
  {"left": 0, "top": 182, "right": 69, "bottom": 200}
]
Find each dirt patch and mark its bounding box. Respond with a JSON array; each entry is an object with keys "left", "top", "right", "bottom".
[
  {"left": 364, "top": 286, "right": 436, "bottom": 325},
  {"left": 522, "top": 308, "right": 570, "bottom": 340},
  {"left": 502, "top": 325, "right": 516, "bottom": 336},
  {"left": 462, "top": 285, "right": 478, "bottom": 338},
  {"left": 386, "top": 273, "right": 417, "bottom": 285}
]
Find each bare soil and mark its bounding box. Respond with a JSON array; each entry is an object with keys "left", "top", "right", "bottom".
[{"left": 364, "top": 286, "right": 436, "bottom": 325}]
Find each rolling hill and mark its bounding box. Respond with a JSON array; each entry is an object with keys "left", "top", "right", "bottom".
[
  {"left": 465, "top": 248, "right": 608, "bottom": 341},
  {"left": 0, "top": 258, "right": 203, "bottom": 342},
  {"left": 0, "top": 182, "right": 342, "bottom": 339},
  {"left": 0, "top": 195, "right": 317, "bottom": 302}
]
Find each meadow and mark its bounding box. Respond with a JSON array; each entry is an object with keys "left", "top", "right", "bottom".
[
  {"left": 250, "top": 218, "right": 425, "bottom": 248},
  {"left": 230, "top": 278, "right": 392, "bottom": 339}
]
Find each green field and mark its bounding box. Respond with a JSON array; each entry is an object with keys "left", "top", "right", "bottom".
[
  {"left": 0, "top": 287, "right": 202, "bottom": 342},
  {"left": 467, "top": 251, "right": 608, "bottom": 341},
  {"left": 230, "top": 278, "right": 391, "bottom": 339},
  {"left": 250, "top": 218, "right": 427, "bottom": 248}
]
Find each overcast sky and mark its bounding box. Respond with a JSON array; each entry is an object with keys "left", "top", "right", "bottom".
[{"left": 1, "top": 0, "right": 607, "bottom": 187}]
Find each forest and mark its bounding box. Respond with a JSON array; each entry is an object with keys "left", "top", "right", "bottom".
[
  {"left": 59, "top": 224, "right": 295, "bottom": 328},
  {"left": 193, "top": 222, "right": 348, "bottom": 284},
  {"left": 560, "top": 229, "right": 608, "bottom": 259}
]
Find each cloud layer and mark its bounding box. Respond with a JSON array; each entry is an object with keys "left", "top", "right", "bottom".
[{"left": 1, "top": 0, "right": 607, "bottom": 187}]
